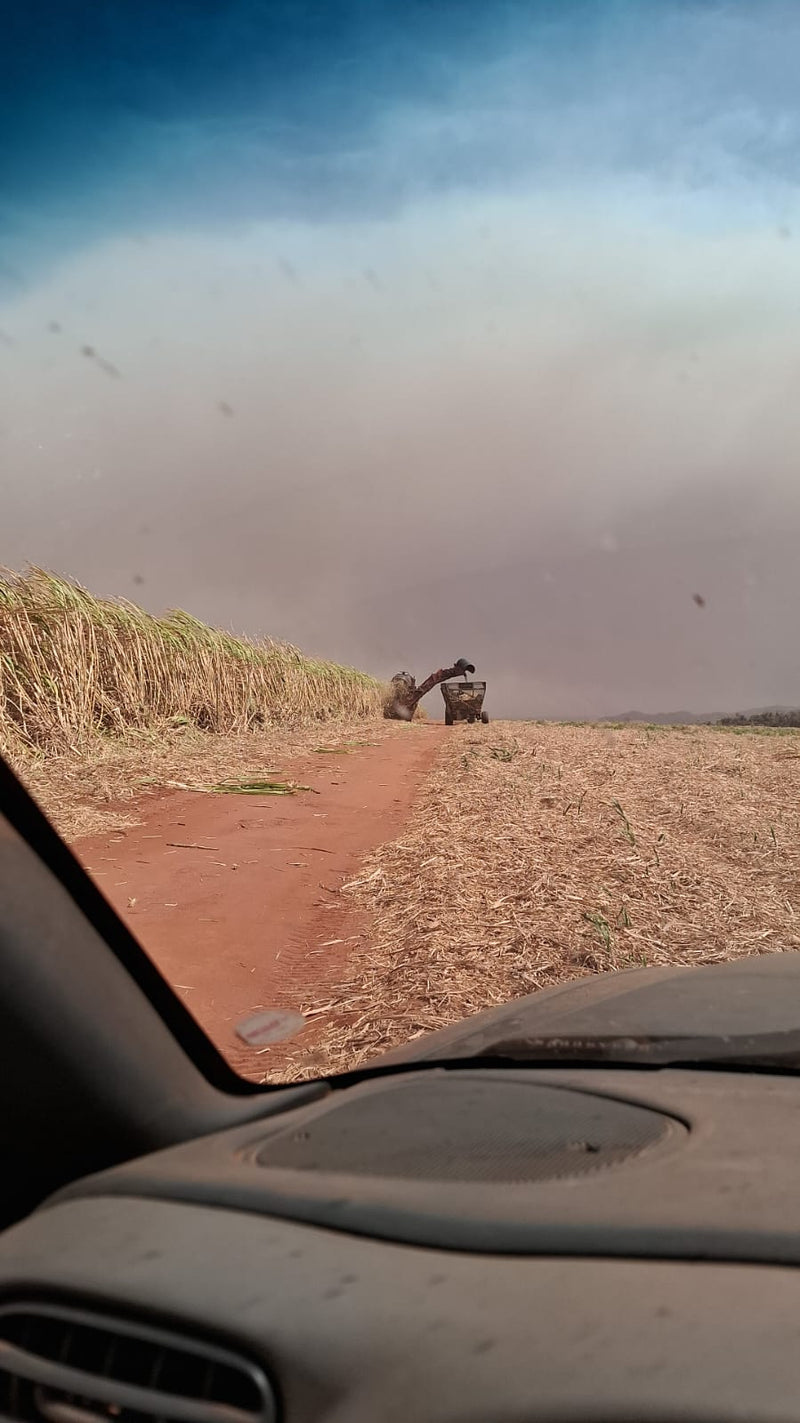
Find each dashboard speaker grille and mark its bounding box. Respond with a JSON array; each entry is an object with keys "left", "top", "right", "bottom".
[{"left": 256, "top": 1076, "right": 678, "bottom": 1183}]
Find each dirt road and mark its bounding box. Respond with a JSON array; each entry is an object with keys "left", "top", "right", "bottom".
[{"left": 73, "top": 724, "right": 444, "bottom": 1078}]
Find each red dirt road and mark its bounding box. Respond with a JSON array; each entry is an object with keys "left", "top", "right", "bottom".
[{"left": 73, "top": 726, "right": 443, "bottom": 1078}]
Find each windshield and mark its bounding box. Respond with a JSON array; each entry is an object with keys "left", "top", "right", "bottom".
[{"left": 3, "top": 1, "right": 800, "bottom": 1084}]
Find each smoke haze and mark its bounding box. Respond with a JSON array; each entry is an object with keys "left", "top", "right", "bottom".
[{"left": 4, "top": 1, "right": 800, "bottom": 716}]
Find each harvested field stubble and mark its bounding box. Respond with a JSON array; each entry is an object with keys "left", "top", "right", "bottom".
[
  {"left": 11, "top": 718, "right": 392, "bottom": 841},
  {"left": 282, "top": 722, "right": 800, "bottom": 1078}
]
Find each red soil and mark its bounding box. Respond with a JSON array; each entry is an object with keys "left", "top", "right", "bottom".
[{"left": 72, "top": 726, "right": 444, "bottom": 1079}]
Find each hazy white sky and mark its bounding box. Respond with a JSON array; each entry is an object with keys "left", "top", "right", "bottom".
[{"left": 4, "top": 1, "right": 800, "bottom": 716}]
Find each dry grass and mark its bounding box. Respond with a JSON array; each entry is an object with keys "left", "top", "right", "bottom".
[
  {"left": 1, "top": 566, "right": 386, "bottom": 840},
  {"left": 0, "top": 567, "right": 383, "bottom": 757},
  {"left": 280, "top": 721, "right": 800, "bottom": 1078},
  {"left": 12, "top": 717, "right": 391, "bottom": 841}
]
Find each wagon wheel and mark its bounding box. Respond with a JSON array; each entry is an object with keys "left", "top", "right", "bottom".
[
  {"left": 467, "top": 715, "right": 475, "bottom": 724},
  {"left": 445, "top": 709, "right": 454, "bottom": 726},
  {"left": 481, "top": 711, "right": 489, "bottom": 725}
]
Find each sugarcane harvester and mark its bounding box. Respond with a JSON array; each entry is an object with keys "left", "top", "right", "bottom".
[{"left": 385, "top": 658, "right": 489, "bottom": 725}]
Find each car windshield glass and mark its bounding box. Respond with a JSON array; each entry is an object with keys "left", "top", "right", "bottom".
[{"left": 4, "top": 2, "right": 800, "bottom": 1086}]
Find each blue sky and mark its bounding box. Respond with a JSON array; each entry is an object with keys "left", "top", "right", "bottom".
[
  {"left": 4, "top": 0, "right": 800, "bottom": 714},
  {"left": 5, "top": 1, "right": 798, "bottom": 237}
]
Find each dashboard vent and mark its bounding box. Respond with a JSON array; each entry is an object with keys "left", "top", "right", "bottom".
[{"left": 0, "top": 1305, "right": 275, "bottom": 1423}]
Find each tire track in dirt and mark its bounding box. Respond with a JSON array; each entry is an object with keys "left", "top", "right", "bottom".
[{"left": 72, "top": 725, "right": 445, "bottom": 1079}]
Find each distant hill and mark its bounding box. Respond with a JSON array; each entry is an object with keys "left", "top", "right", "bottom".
[
  {"left": 600, "top": 710, "right": 720, "bottom": 726},
  {"left": 602, "top": 706, "right": 800, "bottom": 727}
]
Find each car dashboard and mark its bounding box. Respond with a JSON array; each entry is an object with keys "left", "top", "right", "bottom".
[{"left": 2, "top": 1064, "right": 800, "bottom": 1422}]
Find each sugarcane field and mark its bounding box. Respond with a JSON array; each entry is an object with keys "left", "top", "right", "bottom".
[{"left": 1, "top": 570, "right": 797, "bottom": 1082}]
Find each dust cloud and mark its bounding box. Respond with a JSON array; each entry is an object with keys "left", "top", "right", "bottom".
[{"left": 4, "top": 2, "right": 800, "bottom": 718}]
